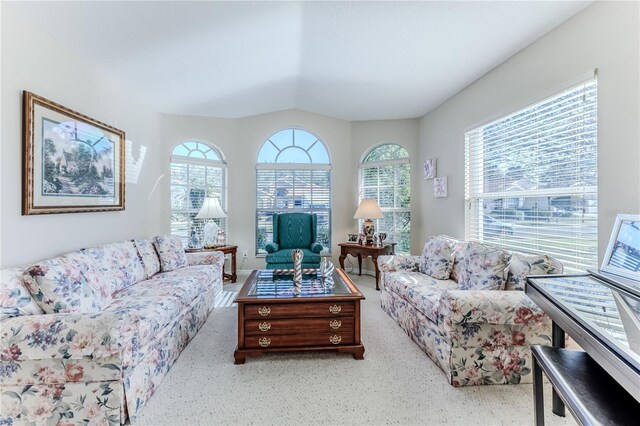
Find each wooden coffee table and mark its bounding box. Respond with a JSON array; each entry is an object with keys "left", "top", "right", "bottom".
[{"left": 233, "top": 269, "right": 365, "bottom": 364}]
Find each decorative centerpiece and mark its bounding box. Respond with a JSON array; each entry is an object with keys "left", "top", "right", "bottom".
[
  {"left": 319, "top": 258, "right": 335, "bottom": 289},
  {"left": 291, "top": 249, "right": 304, "bottom": 295}
]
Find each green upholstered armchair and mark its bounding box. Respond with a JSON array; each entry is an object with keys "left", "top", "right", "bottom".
[{"left": 265, "top": 213, "right": 323, "bottom": 269}]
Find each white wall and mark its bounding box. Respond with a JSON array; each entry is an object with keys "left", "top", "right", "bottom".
[
  {"left": 418, "top": 1, "right": 640, "bottom": 264},
  {"left": 0, "top": 2, "right": 421, "bottom": 270},
  {"left": 0, "top": 7, "right": 165, "bottom": 267}
]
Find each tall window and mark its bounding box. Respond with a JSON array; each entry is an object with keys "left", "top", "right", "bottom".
[
  {"left": 359, "top": 144, "right": 411, "bottom": 254},
  {"left": 171, "top": 141, "right": 227, "bottom": 245},
  {"left": 465, "top": 78, "right": 598, "bottom": 272},
  {"left": 256, "top": 129, "right": 331, "bottom": 254}
]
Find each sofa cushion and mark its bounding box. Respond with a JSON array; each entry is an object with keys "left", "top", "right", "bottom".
[
  {"left": 419, "top": 237, "right": 454, "bottom": 279},
  {"left": 449, "top": 240, "right": 467, "bottom": 283},
  {"left": 265, "top": 249, "right": 321, "bottom": 265},
  {"left": 506, "top": 252, "right": 563, "bottom": 290},
  {"left": 457, "top": 242, "right": 508, "bottom": 291},
  {"left": 384, "top": 271, "right": 454, "bottom": 324},
  {"left": 133, "top": 239, "right": 161, "bottom": 279},
  {"left": 104, "top": 294, "right": 183, "bottom": 361},
  {"left": 24, "top": 252, "right": 111, "bottom": 314},
  {"left": 153, "top": 235, "right": 188, "bottom": 272},
  {"left": 113, "top": 265, "right": 215, "bottom": 308},
  {"left": 0, "top": 268, "right": 44, "bottom": 320},
  {"left": 83, "top": 241, "right": 146, "bottom": 293}
]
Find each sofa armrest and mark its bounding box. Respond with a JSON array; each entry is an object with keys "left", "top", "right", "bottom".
[
  {"left": 1, "top": 312, "right": 126, "bottom": 362},
  {"left": 186, "top": 250, "right": 225, "bottom": 267},
  {"left": 310, "top": 242, "right": 323, "bottom": 254},
  {"left": 439, "top": 289, "right": 548, "bottom": 326},
  {"left": 265, "top": 242, "right": 279, "bottom": 253},
  {"left": 377, "top": 255, "right": 420, "bottom": 273}
]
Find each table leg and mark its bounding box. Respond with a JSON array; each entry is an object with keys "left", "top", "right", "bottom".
[
  {"left": 231, "top": 251, "right": 237, "bottom": 283},
  {"left": 339, "top": 253, "right": 346, "bottom": 270},
  {"left": 533, "top": 351, "right": 545, "bottom": 426},
  {"left": 551, "top": 322, "right": 566, "bottom": 417},
  {"left": 357, "top": 254, "right": 362, "bottom": 276},
  {"left": 372, "top": 255, "right": 380, "bottom": 291}
]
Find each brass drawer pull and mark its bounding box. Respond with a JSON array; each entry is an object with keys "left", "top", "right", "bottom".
[
  {"left": 329, "top": 320, "right": 342, "bottom": 330},
  {"left": 258, "top": 306, "right": 271, "bottom": 316},
  {"left": 330, "top": 335, "right": 342, "bottom": 345},
  {"left": 329, "top": 304, "right": 341, "bottom": 314},
  {"left": 258, "top": 322, "right": 271, "bottom": 332},
  {"left": 258, "top": 337, "right": 271, "bottom": 347}
]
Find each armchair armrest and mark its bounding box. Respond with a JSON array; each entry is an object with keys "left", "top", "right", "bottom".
[
  {"left": 439, "top": 290, "right": 549, "bottom": 326},
  {"left": 265, "top": 242, "right": 279, "bottom": 253},
  {"left": 377, "top": 255, "right": 421, "bottom": 273},
  {"left": 186, "top": 250, "right": 225, "bottom": 267},
  {"left": 1, "top": 312, "right": 126, "bottom": 362},
  {"left": 310, "top": 242, "right": 323, "bottom": 254}
]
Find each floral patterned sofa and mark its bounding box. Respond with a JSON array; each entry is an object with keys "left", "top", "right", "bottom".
[
  {"left": 378, "top": 235, "right": 563, "bottom": 387},
  {"left": 0, "top": 235, "right": 224, "bottom": 424}
]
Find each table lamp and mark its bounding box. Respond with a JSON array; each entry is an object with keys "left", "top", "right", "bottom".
[
  {"left": 354, "top": 199, "right": 383, "bottom": 245},
  {"left": 195, "top": 197, "right": 227, "bottom": 249}
]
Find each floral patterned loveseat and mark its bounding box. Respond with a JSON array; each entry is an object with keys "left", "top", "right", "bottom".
[
  {"left": 378, "top": 235, "right": 563, "bottom": 387},
  {"left": 0, "top": 235, "right": 224, "bottom": 424}
]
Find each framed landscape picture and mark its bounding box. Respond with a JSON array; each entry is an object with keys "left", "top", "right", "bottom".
[{"left": 23, "top": 91, "right": 125, "bottom": 215}]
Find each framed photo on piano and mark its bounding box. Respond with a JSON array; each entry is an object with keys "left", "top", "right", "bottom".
[{"left": 601, "top": 214, "right": 640, "bottom": 282}]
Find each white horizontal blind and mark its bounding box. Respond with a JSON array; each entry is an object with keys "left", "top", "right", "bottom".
[
  {"left": 256, "top": 168, "right": 331, "bottom": 254},
  {"left": 465, "top": 78, "right": 598, "bottom": 273},
  {"left": 359, "top": 161, "right": 411, "bottom": 253},
  {"left": 171, "top": 160, "right": 227, "bottom": 245}
]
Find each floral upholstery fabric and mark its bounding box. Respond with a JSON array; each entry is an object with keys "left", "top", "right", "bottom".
[
  {"left": 153, "top": 235, "right": 188, "bottom": 272},
  {"left": 457, "top": 242, "right": 508, "bottom": 290},
  {"left": 24, "top": 252, "right": 112, "bottom": 314},
  {"left": 0, "top": 238, "right": 224, "bottom": 425},
  {"left": 419, "top": 237, "right": 454, "bottom": 279},
  {"left": 134, "top": 238, "right": 161, "bottom": 279},
  {"left": 83, "top": 241, "right": 146, "bottom": 293},
  {"left": 383, "top": 272, "right": 454, "bottom": 324},
  {"left": 506, "top": 252, "right": 563, "bottom": 290},
  {"left": 186, "top": 250, "right": 225, "bottom": 267},
  {"left": 0, "top": 268, "right": 43, "bottom": 320},
  {"left": 377, "top": 255, "right": 420, "bottom": 274},
  {"left": 379, "top": 236, "right": 557, "bottom": 387}
]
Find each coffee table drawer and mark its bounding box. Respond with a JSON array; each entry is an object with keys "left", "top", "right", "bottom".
[
  {"left": 244, "top": 302, "right": 354, "bottom": 318},
  {"left": 245, "top": 317, "right": 354, "bottom": 335},
  {"left": 245, "top": 332, "right": 354, "bottom": 349}
]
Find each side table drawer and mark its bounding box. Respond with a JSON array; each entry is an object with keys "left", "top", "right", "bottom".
[
  {"left": 245, "top": 332, "right": 354, "bottom": 349},
  {"left": 244, "top": 302, "right": 354, "bottom": 319},
  {"left": 245, "top": 317, "right": 355, "bottom": 335}
]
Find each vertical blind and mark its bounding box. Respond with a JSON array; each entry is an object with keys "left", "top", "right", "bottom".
[
  {"left": 465, "top": 78, "right": 598, "bottom": 273},
  {"left": 256, "top": 167, "right": 331, "bottom": 254}
]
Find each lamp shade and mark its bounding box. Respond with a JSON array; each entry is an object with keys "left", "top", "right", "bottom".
[
  {"left": 354, "top": 199, "right": 383, "bottom": 219},
  {"left": 195, "top": 197, "right": 227, "bottom": 219}
]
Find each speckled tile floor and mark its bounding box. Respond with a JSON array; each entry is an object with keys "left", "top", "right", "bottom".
[{"left": 137, "top": 272, "right": 576, "bottom": 426}]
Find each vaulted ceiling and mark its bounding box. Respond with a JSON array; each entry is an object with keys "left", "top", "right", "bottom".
[{"left": 8, "top": 1, "right": 592, "bottom": 120}]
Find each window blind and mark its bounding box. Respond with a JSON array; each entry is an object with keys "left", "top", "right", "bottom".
[
  {"left": 359, "top": 160, "right": 411, "bottom": 254},
  {"left": 256, "top": 168, "right": 331, "bottom": 254},
  {"left": 465, "top": 78, "right": 598, "bottom": 273}
]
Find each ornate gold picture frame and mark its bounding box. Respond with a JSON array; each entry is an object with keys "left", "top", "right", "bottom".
[{"left": 23, "top": 91, "right": 125, "bottom": 215}]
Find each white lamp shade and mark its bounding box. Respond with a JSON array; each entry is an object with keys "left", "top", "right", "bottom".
[
  {"left": 195, "top": 197, "right": 227, "bottom": 219},
  {"left": 354, "top": 199, "right": 383, "bottom": 219}
]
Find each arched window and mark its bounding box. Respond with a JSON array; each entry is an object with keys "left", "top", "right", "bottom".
[
  {"left": 256, "top": 128, "right": 331, "bottom": 254},
  {"left": 171, "top": 141, "right": 227, "bottom": 246},
  {"left": 359, "top": 144, "right": 410, "bottom": 253}
]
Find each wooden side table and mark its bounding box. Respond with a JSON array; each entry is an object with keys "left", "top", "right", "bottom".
[
  {"left": 338, "top": 243, "right": 396, "bottom": 291},
  {"left": 186, "top": 245, "right": 237, "bottom": 283}
]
